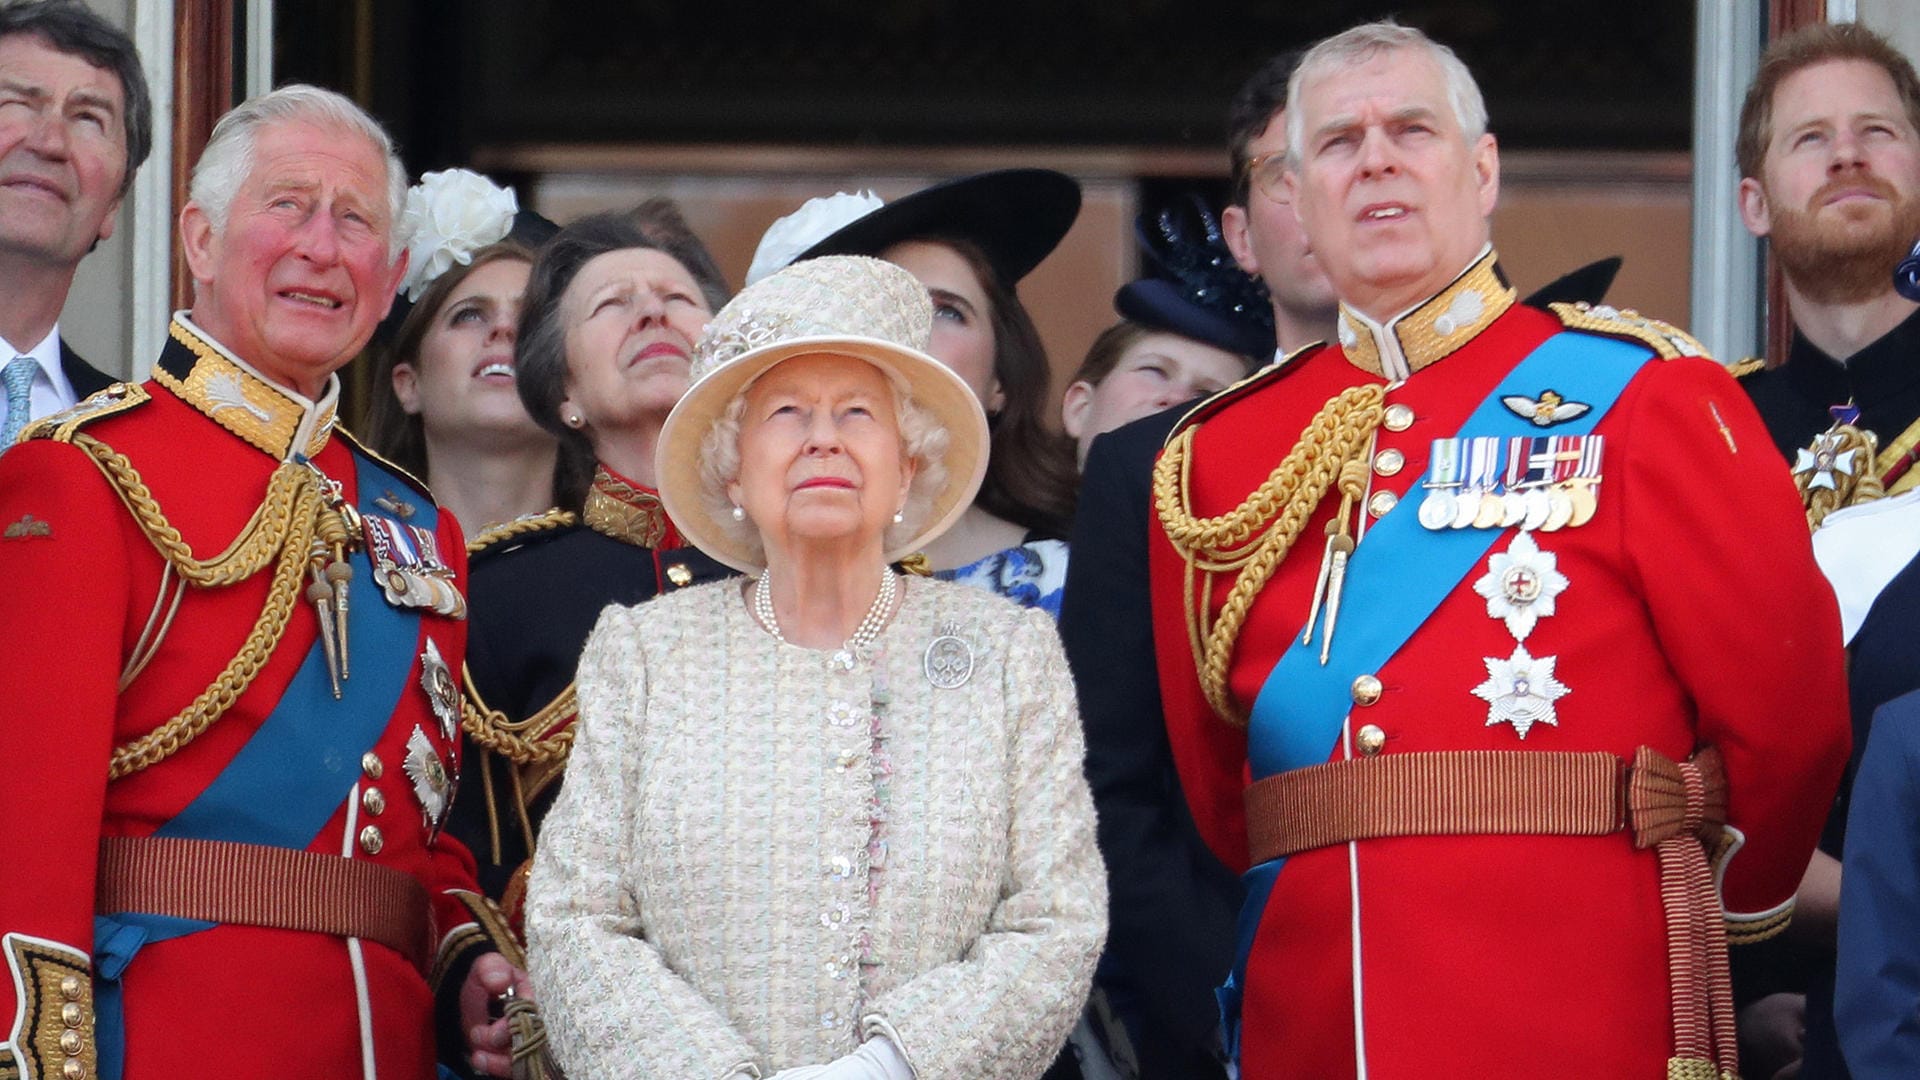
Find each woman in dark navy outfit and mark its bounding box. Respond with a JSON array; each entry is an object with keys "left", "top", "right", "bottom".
[{"left": 452, "top": 200, "right": 736, "bottom": 928}]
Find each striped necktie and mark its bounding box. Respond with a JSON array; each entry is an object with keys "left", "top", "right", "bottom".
[{"left": 2, "top": 356, "right": 37, "bottom": 448}]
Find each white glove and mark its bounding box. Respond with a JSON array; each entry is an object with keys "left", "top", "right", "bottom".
[
  {"left": 815, "top": 1037, "right": 913, "bottom": 1080},
  {"left": 768, "top": 1069, "right": 832, "bottom": 1080}
]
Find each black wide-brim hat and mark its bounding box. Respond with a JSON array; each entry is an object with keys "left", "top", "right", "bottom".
[
  {"left": 794, "top": 168, "right": 1082, "bottom": 286},
  {"left": 1115, "top": 278, "right": 1276, "bottom": 361}
]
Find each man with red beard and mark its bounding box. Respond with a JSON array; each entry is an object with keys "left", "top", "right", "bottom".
[{"left": 1731, "top": 22, "right": 1920, "bottom": 1080}]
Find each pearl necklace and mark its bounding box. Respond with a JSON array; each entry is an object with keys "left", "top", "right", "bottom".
[{"left": 754, "top": 567, "right": 899, "bottom": 672}]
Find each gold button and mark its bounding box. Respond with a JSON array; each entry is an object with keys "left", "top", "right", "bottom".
[
  {"left": 358, "top": 825, "right": 385, "bottom": 855},
  {"left": 666, "top": 563, "right": 693, "bottom": 587},
  {"left": 362, "top": 788, "right": 386, "bottom": 816},
  {"left": 1367, "top": 490, "right": 1398, "bottom": 518},
  {"left": 59, "top": 974, "right": 82, "bottom": 1000},
  {"left": 63, "top": 1059, "right": 84, "bottom": 1080},
  {"left": 1356, "top": 724, "right": 1387, "bottom": 756},
  {"left": 60, "top": 1001, "right": 82, "bottom": 1027},
  {"left": 1373, "top": 448, "right": 1405, "bottom": 477},
  {"left": 1383, "top": 403, "right": 1415, "bottom": 431},
  {"left": 1351, "top": 674, "right": 1383, "bottom": 706},
  {"left": 361, "top": 752, "right": 383, "bottom": 780},
  {"left": 60, "top": 1029, "right": 83, "bottom": 1054}
]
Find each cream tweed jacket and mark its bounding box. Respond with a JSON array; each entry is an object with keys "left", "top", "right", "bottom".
[{"left": 526, "top": 576, "right": 1107, "bottom": 1080}]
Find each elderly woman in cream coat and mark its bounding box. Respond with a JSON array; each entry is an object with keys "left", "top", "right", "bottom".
[{"left": 526, "top": 255, "right": 1106, "bottom": 1080}]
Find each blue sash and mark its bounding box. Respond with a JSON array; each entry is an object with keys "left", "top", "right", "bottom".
[
  {"left": 95, "top": 450, "right": 436, "bottom": 1080},
  {"left": 1246, "top": 331, "right": 1651, "bottom": 779},
  {"left": 1217, "top": 331, "right": 1652, "bottom": 1060}
]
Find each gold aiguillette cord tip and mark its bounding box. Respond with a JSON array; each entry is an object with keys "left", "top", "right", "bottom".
[{"left": 306, "top": 569, "right": 343, "bottom": 699}]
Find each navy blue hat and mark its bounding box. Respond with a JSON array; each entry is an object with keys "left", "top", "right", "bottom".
[
  {"left": 1115, "top": 195, "right": 1275, "bottom": 361},
  {"left": 794, "top": 168, "right": 1082, "bottom": 287},
  {"left": 1523, "top": 257, "right": 1623, "bottom": 308}
]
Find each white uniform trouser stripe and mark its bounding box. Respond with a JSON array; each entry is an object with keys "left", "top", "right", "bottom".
[
  {"left": 1342, "top": 720, "right": 1368, "bottom": 1078},
  {"left": 342, "top": 782, "right": 378, "bottom": 1080}
]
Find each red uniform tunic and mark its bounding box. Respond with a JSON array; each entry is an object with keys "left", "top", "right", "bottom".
[
  {"left": 1148, "top": 256, "right": 1849, "bottom": 1079},
  {"left": 0, "top": 319, "right": 503, "bottom": 1080}
]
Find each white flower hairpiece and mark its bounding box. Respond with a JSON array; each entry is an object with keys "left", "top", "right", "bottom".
[
  {"left": 398, "top": 168, "right": 519, "bottom": 302},
  {"left": 745, "top": 189, "right": 885, "bottom": 287}
]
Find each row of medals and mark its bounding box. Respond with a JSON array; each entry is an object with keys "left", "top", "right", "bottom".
[{"left": 1417, "top": 434, "right": 1604, "bottom": 533}]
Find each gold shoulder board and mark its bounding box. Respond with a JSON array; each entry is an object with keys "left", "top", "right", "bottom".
[
  {"left": 1724, "top": 357, "right": 1768, "bottom": 379},
  {"left": 1549, "top": 301, "right": 1712, "bottom": 362},
  {"left": 19, "top": 382, "right": 149, "bottom": 444}
]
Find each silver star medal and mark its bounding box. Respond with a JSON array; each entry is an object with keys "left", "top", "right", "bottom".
[
  {"left": 923, "top": 622, "right": 975, "bottom": 689},
  {"left": 1471, "top": 645, "right": 1571, "bottom": 738},
  {"left": 1792, "top": 431, "right": 1858, "bottom": 491},
  {"left": 1472, "top": 532, "right": 1569, "bottom": 641},
  {"left": 419, "top": 639, "right": 460, "bottom": 741},
  {"left": 403, "top": 725, "right": 453, "bottom": 831}
]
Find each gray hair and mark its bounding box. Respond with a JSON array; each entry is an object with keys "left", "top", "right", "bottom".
[
  {"left": 697, "top": 366, "right": 950, "bottom": 566},
  {"left": 1285, "top": 20, "right": 1489, "bottom": 167},
  {"left": 188, "top": 84, "right": 409, "bottom": 259}
]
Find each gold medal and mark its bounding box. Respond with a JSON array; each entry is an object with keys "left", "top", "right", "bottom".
[
  {"left": 1567, "top": 479, "right": 1598, "bottom": 527},
  {"left": 1473, "top": 492, "right": 1505, "bottom": 529}
]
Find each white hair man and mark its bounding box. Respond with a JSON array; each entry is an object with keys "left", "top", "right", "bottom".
[
  {"left": 1144, "top": 20, "right": 1847, "bottom": 1079},
  {"left": 0, "top": 84, "right": 523, "bottom": 1080}
]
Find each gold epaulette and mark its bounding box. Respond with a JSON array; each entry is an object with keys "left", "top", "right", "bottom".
[
  {"left": 1725, "top": 357, "right": 1768, "bottom": 379},
  {"left": 467, "top": 509, "right": 578, "bottom": 555},
  {"left": 1549, "top": 301, "right": 1711, "bottom": 361},
  {"left": 18, "top": 381, "right": 148, "bottom": 443},
  {"left": 333, "top": 425, "right": 434, "bottom": 501},
  {"left": 1166, "top": 340, "right": 1323, "bottom": 445}
]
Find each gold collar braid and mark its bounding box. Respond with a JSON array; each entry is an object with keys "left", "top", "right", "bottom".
[
  {"left": 69, "top": 432, "right": 358, "bottom": 779},
  {"left": 1338, "top": 251, "right": 1514, "bottom": 381},
  {"left": 582, "top": 466, "right": 675, "bottom": 548},
  {"left": 155, "top": 319, "right": 339, "bottom": 461},
  {"left": 1153, "top": 384, "right": 1385, "bottom": 725}
]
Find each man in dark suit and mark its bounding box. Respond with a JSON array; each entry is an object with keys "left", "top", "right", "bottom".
[{"left": 0, "top": 0, "right": 151, "bottom": 443}]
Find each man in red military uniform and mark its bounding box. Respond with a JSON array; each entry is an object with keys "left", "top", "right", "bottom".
[
  {"left": 1147, "top": 21, "right": 1850, "bottom": 1079},
  {"left": 0, "top": 85, "right": 516, "bottom": 1079}
]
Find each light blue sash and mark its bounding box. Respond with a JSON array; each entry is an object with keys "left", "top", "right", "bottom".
[
  {"left": 1217, "top": 331, "right": 1653, "bottom": 1063},
  {"left": 1246, "top": 332, "right": 1651, "bottom": 779}
]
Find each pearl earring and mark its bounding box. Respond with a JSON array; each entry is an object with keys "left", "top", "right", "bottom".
[
  {"left": 565, "top": 412, "right": 583, "bottom": 429},
  {"left": 731, "top": 505, "right": 746, "bottom": 522},
  {"left": 891, "top": 510, "right": 905, "bottom": 525}
]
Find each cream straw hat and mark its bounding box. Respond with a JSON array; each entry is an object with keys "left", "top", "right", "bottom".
[{"left": 656, "top": 255, "right": 989, "bottom": 573}]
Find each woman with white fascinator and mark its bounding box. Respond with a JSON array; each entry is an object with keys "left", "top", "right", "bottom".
[{"left": 525, "top": 255, "right": 1106, "bottom": 1080}]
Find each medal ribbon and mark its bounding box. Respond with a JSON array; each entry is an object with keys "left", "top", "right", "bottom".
[{"left": 1244, "top": 331, "right": 1653, "bottom": 781}]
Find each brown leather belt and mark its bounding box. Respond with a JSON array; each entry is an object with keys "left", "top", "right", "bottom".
[
  {"left": 1244, "top": 745, "right": 1736, "bottom": 1077},
  {"left": 96, "top": 835, "right": 432, "bottom": 973}
]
